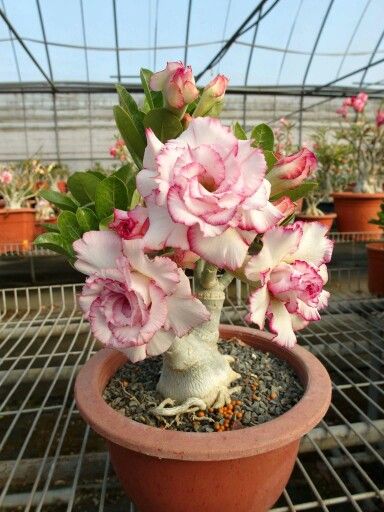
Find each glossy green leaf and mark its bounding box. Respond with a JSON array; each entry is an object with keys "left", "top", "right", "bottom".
[
  {"left": 57, "top": 211, "right": 83, "bottom": 244},
  {"left": 144, "top": 108, "right": 183, "bottom": 143},
  {"left": 140, "top": 68, "right": 155, "bottom": 110},
  {"left": 39, "top": 189, "right": 78, "bottom": 212},
  {"left": 113, "top": 105, "right": 146, "bottom": 167},
  {"left": 67, "top": 172, "right": 103, "bottom": 205},
  {"left": 251, "top": 123, "right": 274, "bottom": 151},
  {"left": 76, "top": 207, "right": 99, "bottom": 231},
  {"left": 233, "top": 122, "right": 247, "bottom": 140},
  {"left": 130, "top": 189, "right": 141, "bottom": 209},
  {"left": 99, "top": 214, "right": 114, "bottom": 230},
  {"left": 264, "top": 150, "right": 277, "bottom": 171},
  {"left": 112, "top": 163, "right": 136, "bottom": 184},
  {"left": 95, "top": 176, "right": 129, "bottom": 220},
  {"left": 116, "top": 84, "right": 140, "bottom": 115},
  {"left": 34, "top": 231, "right": 74, "bottom": 258},
  {"left": 40, "top": 222, "right": 59, "bottom": 233}
]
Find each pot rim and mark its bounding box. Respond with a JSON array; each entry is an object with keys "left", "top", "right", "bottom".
[
  {"left": 0, "top": 207, "right": 36, "bottom": 214},
  {"left": 332, "top": 192, "right": 384, "bottom": 200},
  {"left": 296, "top": 213, "right": 337, "bottom": 220},
  {"left": 75, "top": 325, "right": 332, "bottom": 461},
  {"left": 366, "top": 242, "right": 384, "bottom": 252}
]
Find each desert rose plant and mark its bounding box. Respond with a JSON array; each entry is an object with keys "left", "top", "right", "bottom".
[
  {"left": 335, "top": 93, "right": 384, "bottom": 193},
  {"left": 35, "top": 62, "right": 332, "bottom": 416}
]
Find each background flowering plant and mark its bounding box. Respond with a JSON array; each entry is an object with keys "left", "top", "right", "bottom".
[
  {"left": 35, "top": 62, "right": 332, "bottom": 416},
  {"left": 335, "top": 93, "right": 384, "bottom": 193}
]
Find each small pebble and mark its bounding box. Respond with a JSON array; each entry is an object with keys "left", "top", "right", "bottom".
[{"left": 103, "top": 338, "right": 303, "bottom": 432}]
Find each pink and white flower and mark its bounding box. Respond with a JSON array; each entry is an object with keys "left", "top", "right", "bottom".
[
  {"left": 150, "top": 61, "right": 199, "bottom": 110},
  {"left": 267, "top": 148, "right": 317, "bottom": 196},
  {"left": 109, "top": 206, "right": 149, "bottom": 240},
  {"left": 137, "top": 117, "right": 284, "bottom": 270},
  {"left": 245, "top": 222, "right": 333, "bottom": 347},
  {"left": 73, "top": 231, "right": 209, "bottom": 362},
  {"left": 376, "top": 110, "right": 384, "bottom": 127},
  {"left": 0, "top": 169, "right": 13, "bottom": 185}
]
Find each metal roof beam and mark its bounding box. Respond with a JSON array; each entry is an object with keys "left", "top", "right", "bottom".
[{"left": 0, "top": 7, "right": 56, "bottom": 92}]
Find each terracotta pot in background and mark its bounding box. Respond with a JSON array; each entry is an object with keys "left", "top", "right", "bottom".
[
  {"left": 333, "top": 192, "right": 384, "bottom": 233},
  {"left": 296, "top": 213, "right": 337, "bottom": 233},
  {"left": 57, "top": 180, "right": 68, "bottom": 193},
  {"left": 0, "top": 208, "right": 36, "bottom": 253},
  {"left": 75, "top": 325, "right": 332, "bottom": 512},
  {"left": 367, "top": 243, "right": 384, "bottom": 296},
  {"left": 34, "top": 217, "right": 57, "bottom": 237}
]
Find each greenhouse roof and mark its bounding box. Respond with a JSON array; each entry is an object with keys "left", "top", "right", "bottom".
[{"left": 0, "top": 0, "right": 384, "bottom": 98}]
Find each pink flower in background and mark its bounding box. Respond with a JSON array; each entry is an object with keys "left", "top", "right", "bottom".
[
  {"left": 109, "top": 206, "right": 149, "bottom": 241},
  {"left": 342, "top": 97, "right": 353, "bottom": 107},
  {"left": 352, "top": 92, "right": 368, "bottom": 113},
  {"left": 0, "top": 169, "right": 13, "bottom": 184},
  {"left": 137, "top": 117, "right": 284, "bottom": 270},
  {"left": 245, "top": 222, "right": 333, "bottom": 347},
  {"left": 376, "top": 110, "right": 384, "bottom": 127},
  {"left": 336, "top": 105, "right": 349, "bottom": 118},
  {"left": 73, "top": 231, "right": 209, "bottom": 362},
  {"left": 266, "top": 148, "right": 317, "bottom": 196},
  {"left": 109, "top": 147, "right": 117, "bottom": 157},
  {"left": 150, "top": 61, "right": 199, "bottom": 110}
]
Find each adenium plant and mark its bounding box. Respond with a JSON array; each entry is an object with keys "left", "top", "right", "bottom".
[
  {"left": 35, "top": 62, "right": 332, "bottom": 416},
  {"left": 336, "top": 93, "right": 384, "bottom": 193}
]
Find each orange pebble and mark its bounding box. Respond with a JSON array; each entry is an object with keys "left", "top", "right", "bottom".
[
  {"left": 208, "top": 408, "right": 213, "bottom": 413},
  {"left": 214, "top": 423, "right": 220, "bottom": 431},
  {"left": 197, "top": 411, "right": 205, "bottom": 417},
  {"left": 270, "top": 391, "right": 278, "bottom": 400}
]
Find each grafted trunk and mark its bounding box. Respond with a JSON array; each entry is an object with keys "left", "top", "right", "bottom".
[{"left": 157, "top": 277, "right": 240, "bottom": 407}]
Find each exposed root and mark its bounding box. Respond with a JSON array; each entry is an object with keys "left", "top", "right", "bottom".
[
  {"left": 211, "top": 385, "right": 242, "bottom": 409},
  {"left": 150, "top": 397, "right": 207, "bottom": 417},
  {"left": 224, "top": 354, "right": 235, "bottom": 363}
]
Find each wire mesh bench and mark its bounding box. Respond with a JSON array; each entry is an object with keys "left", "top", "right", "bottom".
[{"left": 0, "top": 270, "right": 383, "bottom": 511}]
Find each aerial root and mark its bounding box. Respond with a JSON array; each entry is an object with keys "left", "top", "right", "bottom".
[{"left": 150, "top": 397, "right": 207, "bottom": 418}]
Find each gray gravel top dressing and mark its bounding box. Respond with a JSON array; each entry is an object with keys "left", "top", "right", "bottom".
[{"left": 103, "top": 338, "right": 304, "bottom": 432}]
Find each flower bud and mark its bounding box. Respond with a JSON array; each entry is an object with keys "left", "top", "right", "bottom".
[
  {"left": 193, "top": 74, "right": 229, "bottom": 117},
  {"left": 150, "top": 61, "right": 199, "bottom": 111},
  {"left": 267, "top": 148, "right": 317, "bottom": 196}
]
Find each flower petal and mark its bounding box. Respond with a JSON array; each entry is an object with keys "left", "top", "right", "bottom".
[
  {"left": 247, "top": 285, "right": 269, "bottom": 329},
  {"left": 289, "top": 222, "right": 333, "bottom": 266},
  {"left": 146, "top": 329, "right": 175, "bottom": 356},
  {"left": 267, "top": 300, "right": 297, "bottom": 348},
  {"left": 188, "top": 225, "right": 249, "bottom": 271},
  {"left": 73, "top": 231, "right": 122, "bottom": 275},
  {"left": 143, "top": 202, "right": 190, "bottom": 250}
]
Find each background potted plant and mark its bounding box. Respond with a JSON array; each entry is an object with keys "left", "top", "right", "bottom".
[
  {"left": 35, "top": 62, "right": 332, "bottom": 512},
  {"left": 0, "top": 159, "right": 44, "bottom": 251},
  {"left": 332, "top": 94, "right": 384, "bottom": 233},
  {"left": 295, "top": 127, "right": 350, "bottom": 231},
  {"left": 366, "top": 201, "right": 384, "bottom": 295}
]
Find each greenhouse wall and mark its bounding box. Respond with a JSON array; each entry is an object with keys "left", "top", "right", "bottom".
[{"left": 1, "top": 92, "right": 381, "bottom": 170}]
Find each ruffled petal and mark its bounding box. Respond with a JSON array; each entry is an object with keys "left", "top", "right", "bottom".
[
  {"left": 143, "top": 128, "right": 164, "bottom": 170},
  {"left": 188, "top": 225, "right": 249, "bottom": 271},
  {"left": 247, "top": 285, "right": 269, "bottom": 329},
  {"left": 289, "top": 222, "right": 334, "bottom": 266},
  {"left": 146, "top": 329, "right": 175, "bottom": 356},
  {"left": 143, "top": 203, "right": 190, "bottom": 250},
  {"left": 267, "top": 300, "right": 297, "bottom": 348},
  {"left": 73, "top": 230, "right": 122, "bottom": 275}
]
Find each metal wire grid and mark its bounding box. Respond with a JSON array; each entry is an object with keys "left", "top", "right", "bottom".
[{"left": 0, "top": 273, "right": 383, "bottom": 511}]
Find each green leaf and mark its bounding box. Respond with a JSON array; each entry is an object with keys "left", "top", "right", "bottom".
[
  {"left": 40, "top": 222, "right": 59, "bottom": 233},
  {"left": 140, "top": 68, "right": 155, "bottom": 110},
  {"left": 95, "top": 176, "right": 129, "bottom": 220},
  {"left": 251, "top": 123, "right": 274, "bottom": 151},
  {"left": 67, "top": 172, "right": 103, "bottom": 205},
  {"left": 112, "top": 163, "right": 136, "bottom": 184},
  {"left": 87, "top": 170, "right": 106, "bottom": 180},
  {"left": 116, "top": 84, "right": 140, "bottom": 116},
  {"left": 34, "top": 232, "right": 74, "bottom": 258},
  {"left": 39, "top": 189, "right": 78, "bottom": 212},
  {"left": 271, "top": 181, "right": 318, "bottom": 202},
  {"left": 130, "top": 189, "right": 141, "bottom": 209},
  {"left": 233, "top": 122, "right": 247, "bottom": 140},
  {"left": 144, "top": 108, "right": 183, "bottom": 143},
  {"left": 264, "top": 150, "right": 277, "bottom": 171},
  {"left": 204, "top": 101, "right": 223, "bottom": 118},
  {"left": 113, "top": 105, "right": 146, "bottom": 167},
  {"left": 76, "top": 207, "right": 99, "bottom": 231},
  {"left": 57, "top": 211, "right": 83, "bottom": 244},
  {"left": 99, "top": 215, "right": 114, "bottom": 230}
]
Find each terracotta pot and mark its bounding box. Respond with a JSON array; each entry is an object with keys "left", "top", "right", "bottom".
[
  {"left": 296, "top": 213, "right": 337, "bottom": 233},
  {"left": 75, "top": 325, "right": 332, "bottom": 512},
  {"left": 0, "top": 208, "right": 36, "bottom": 253},
  {"left": 57, "top": 180, "right": 68, "bottom": 193},
  {"left": 367, "top": 243, "right": 384, "bottom": 296},
  {"left": 333, "top": 192, "right": 384, "bottom": 233},
  {"left": 34, "top": 217, "right": 57, "bottom": 237}
]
